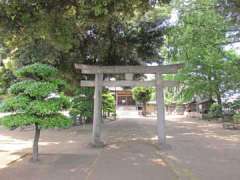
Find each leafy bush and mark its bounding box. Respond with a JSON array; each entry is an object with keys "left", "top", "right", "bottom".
[
  {"left": 70, "top": 88, "right": 116, "bottom": 123},
  {"left": 233, "top": 113, "right": 240, "bottom": 124},
  {"left": 70, "top": 87, "right": 94, "bottom": 124},
  {"left": 209, "top": 103, "right": 222, "bottom": 118},
  {"left": 102, "top": 90, "right": 115, "bottom": 117},
  {"left": 0, "top": 63, "right": 72, "bottom": 161},
  {"left": 0, "top": 95, "right": 30, "bottom": 112},
  {"left": 229, "top": 99, "right": 240, "bottom": 113},
  {"left": 16, "top": 63, "right": 58, "bottom": 80}
]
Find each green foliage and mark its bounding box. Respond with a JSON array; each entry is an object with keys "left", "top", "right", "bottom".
[
  {"left": 167, "top": 0, "right": 234, "bottom": 104},
  {"left": 0, "top": 63, "right": 72, "bottom": 129},
  {"left": 50, "top": 79, "right": 68, "bottom": 91},
  {"left": 232, "top": 99, "right": 240, "bottom": 111},
  {"left": 0, "top": 67, "right": 16, "bottom": 95},
  {"left": 70, "top": 87, "right": 116, "bottom": 122},
  {"left": 1, "top": 113, "right": 71, "bottom": 129},
  {"left": 226, "top": 98, "right": 240, "bottom": 114},
  {"left": 8, "top": 80, "right": 35, "bottom": 95},
  {"left": 0, "top": 95, "right": 30, "bottom": 112},
  {"left": 70, "top": 87, "right": 94, "bottom": 123},
  {"left": 102, "top": 91, "right": 116, "bottom": 116},
  {"left": 209, "top": 103, "right": 223, "bottom": 118},
  {"left": 6, "top": 64, "right": 67, "bottom": 97},
  {"left": 28, "top": 96, "right": 70, "bottom": 116},
  {"left": 233, "top": 113, "right": 240, "bottom": 124},
  {"left": 0, "top": 1, "right": 170, "bottom": 84},
  {"left": 38, "top": 114, "right": 72, "bottom": 129},
  {"left": 24, "top": 82, "right": 57, "bottom": 98},
  {"left": 2, "top": 114, "right": 39, "bottom": 129},
  {"left": 9, "top": 80, "right": 58, "bottom": 98},
  {"left": 16, "top": 63, "right": 58, "bottom": 80},
  {"left": 132, "top": 87, "right": 153, "bottom": 103},
  {"left": 223, "top": 51, "right": 240, "bottom": 91}
]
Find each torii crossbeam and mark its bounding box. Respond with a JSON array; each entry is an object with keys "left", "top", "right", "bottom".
[{"left": 75, "top": 63, "right": 183, "bottom": 147}]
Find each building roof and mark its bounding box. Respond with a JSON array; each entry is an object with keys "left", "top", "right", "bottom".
[{"left": 197, "top": 99, "right": 214, "bottom": 104}]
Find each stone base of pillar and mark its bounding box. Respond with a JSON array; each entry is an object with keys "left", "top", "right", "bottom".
[
  {"left": 90, "top": 140, "right": 105, "bottom": 148},
  {"left": 157, "top": 143, "right": 172, "bottom": 151}
]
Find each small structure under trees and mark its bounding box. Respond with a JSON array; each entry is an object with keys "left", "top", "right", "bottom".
[
  {"left": 75, "top": 63, "right": 183, "bottom": 147},
  {"left": 115, "top": 89, "right": 135, "bottom": 106}
]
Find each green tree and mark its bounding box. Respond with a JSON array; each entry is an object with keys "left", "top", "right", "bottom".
[
  {"left": 209, "top": 103, "right": 223, "bottom": 118},
  {"left": 167, "top": 0, "right": 234, "bottom": 106},
  {"left": 70, "top": 87, "right": 94, "bottom": 124},
  {"left": 0, "top": 1, "right": 170, "bottom": 81},
  {"left": 102, "top": 90, "right": 116, "bottom": 117},
  {"left": 223, "top": 51, "right": 240, "bottom": 91},
  {"left": 132, "top": 87, "right": 153, "bottom": 116},
  {"left": 233, "top": 113, "right": 240, "bottom": 124},
  {"left": 227, "top": 98, "right": 240, "bottom": 114},
  {"left": 70, "top": 88, "right": 116, "bottom": 122},
  {"left": 0, "top": 63, "right": 72, "bottom": 161}
]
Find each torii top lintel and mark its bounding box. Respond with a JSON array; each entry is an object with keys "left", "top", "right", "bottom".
[{"left": 74, "top": 63, "right": 184, "bottom": 74}]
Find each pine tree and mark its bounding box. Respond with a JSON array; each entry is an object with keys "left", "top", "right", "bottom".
[{"left": 0, "top": 63, "right": 72, "bottom": 161}]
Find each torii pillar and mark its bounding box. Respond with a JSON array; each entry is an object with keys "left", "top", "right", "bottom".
[
  {"left": 92, "top": 73, "right": 105, "bottom": 147},
  {"left": 156, "top": 73, "right": 166, "bottom": 145}
]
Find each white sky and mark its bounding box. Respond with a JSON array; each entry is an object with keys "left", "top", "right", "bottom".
[{"left": 225, "top": 42, "right": 240, "bottom": 54}]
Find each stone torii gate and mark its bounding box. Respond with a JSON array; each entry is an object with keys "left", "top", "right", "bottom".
[{"left": 75, "top": 64, "right": 183, "bottom": 147}]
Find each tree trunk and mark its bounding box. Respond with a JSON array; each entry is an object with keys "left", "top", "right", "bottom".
[
  {"left": 142, "top": 102, "right": 147, "bottom": 116},
  {"left": 216, "top": 89, "right": 223, "bottom": 115},
  {"left": 32, "top": 123, "right": 41, "bottom": 162},
  {"left": 216, "top": 93, "right": 222, "bottom": 106}
]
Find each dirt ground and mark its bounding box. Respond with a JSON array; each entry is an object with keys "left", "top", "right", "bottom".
[{"left": 0, "top": 113, "right": 240, "bottom": 180}]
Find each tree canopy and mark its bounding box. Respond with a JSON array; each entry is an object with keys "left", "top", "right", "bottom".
[
  {"left": 166, "top": 0, "right": 240, "bottom": 106},
  {"left": 0, "top": 1, "right": 169, "bottom": 68}
]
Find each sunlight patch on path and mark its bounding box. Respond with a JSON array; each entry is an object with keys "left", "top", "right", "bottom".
[
  {"left": 0, "top": 134, "right": 61, "bottom": 169},
  {"left": 0, "top": 135, "right": 32, "bottom": 169}
]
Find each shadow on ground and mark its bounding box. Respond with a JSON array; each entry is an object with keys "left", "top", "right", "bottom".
[{"left": 0, "top": 115, "right": 240, "bottom": 180}]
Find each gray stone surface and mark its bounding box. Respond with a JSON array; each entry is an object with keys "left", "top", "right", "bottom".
[
  {"left": 92, "top": 73, "right": 103, "bottom": 146},
  {"left": 75, "top": 63, "right": 183, "bottom": 74},
  {"left": 156, "top": 73, "right": 166, "bottom": 145}
]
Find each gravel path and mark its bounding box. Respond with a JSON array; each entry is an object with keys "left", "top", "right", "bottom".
[{"left": 0, "top": 113, "right": 239, "bottom": 180}]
